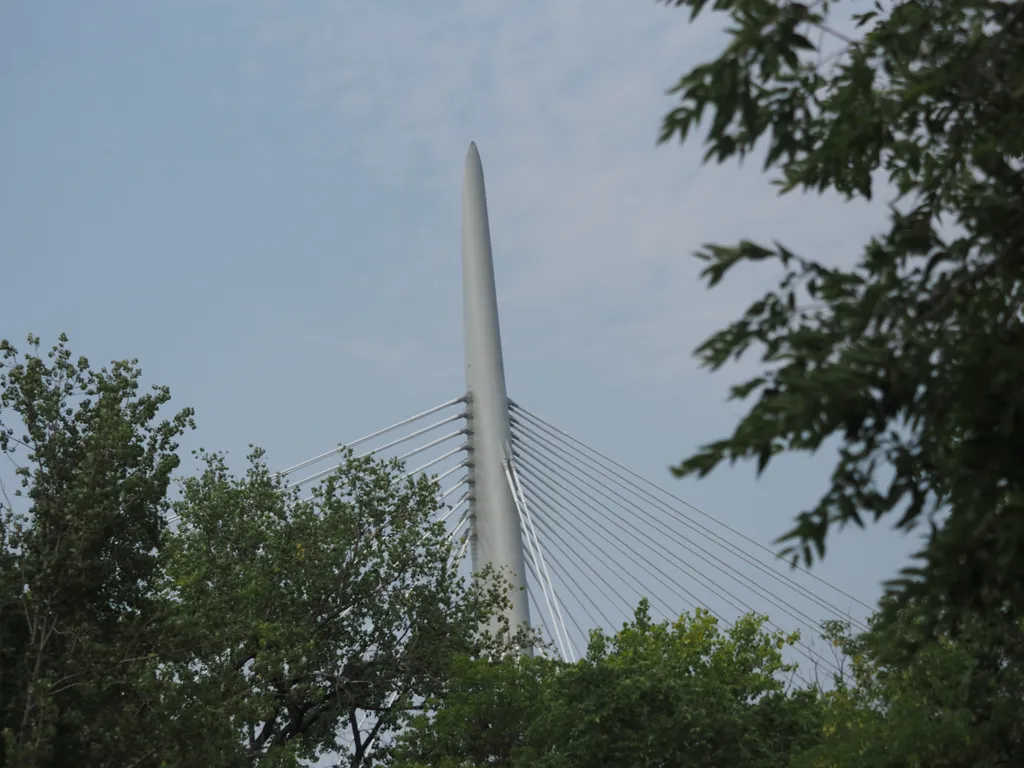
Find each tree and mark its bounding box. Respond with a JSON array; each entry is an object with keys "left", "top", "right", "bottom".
[
  {"left": 157, "top": 448, "right": 520, "bottom": 768},
  {"left": 794, "top": 603, "right": 1024, "bottom": 767},
  {"left": 0, "top": 334, "right": 194, "bottom": 767},
  {"left": 388, "top": 602, "right": 824, "bottom": 768},
  {"left": 659, "top": 0, "right": 1024, "bottom": 626},
  {"left": 385, "top": 651, "right": 555, "bottom": 768}
]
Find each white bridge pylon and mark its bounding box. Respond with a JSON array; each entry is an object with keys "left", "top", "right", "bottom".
[
  {"left": 274, "top": 144, "right": 875, "bottom": 674},
  {"left": 461, "top": 142, "right": 533, "bottom": 642}
]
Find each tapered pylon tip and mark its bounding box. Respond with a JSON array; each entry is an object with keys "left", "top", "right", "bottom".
[
  {"left": 463, "top": 142, "right": 487, "bottom": 213},
  {"left": 466, "top": 141, "right": 481, "bottom": 167}
]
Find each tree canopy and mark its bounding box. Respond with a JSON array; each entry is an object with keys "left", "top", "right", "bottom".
[
  {"left": 388, "top": 601, "right": 824, "bottom": 768},
  {"left": 159, "top": 448, "right": 515, "bottom": 767},
  {"left": 389, "top": 600, "right": 1024, "bottom": 768},
  {"left": 0, "top": 334, "right": 194, "bottom": 767},
  {"left": 7, "top": 2, "right": 1024, "bottom": 754},
  {"left": 798, "top": 602, "right": 1024, "bottom": 767},
  {"left": 660, "top": 0, "right": 1024, "bottom": 628},
  {"left": 0, "top": 335, "right": 517, "bottom": 768}
]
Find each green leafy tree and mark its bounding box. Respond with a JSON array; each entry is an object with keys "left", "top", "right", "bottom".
[
  {"left": 384, "top": 651, "right": 556, "bottom": 768},
  {"left": 0, "top": 334, "right": 194, "bottom": 767},
  {"left": 158, "top": 448, "right": 521, "bottom": 768},
  {"left": 794, "top": 603, "right": 1024, "bottom": 767},
  {"left": 389, "top": 602, "right": 824, "bottom": 768},
  {"left": 660, "top": 0, "right": 1024, "bottom": 625}
]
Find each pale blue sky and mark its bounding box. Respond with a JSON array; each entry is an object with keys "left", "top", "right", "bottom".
[{"left": 2, "top": 0, "right": 914, "bottom": 657}]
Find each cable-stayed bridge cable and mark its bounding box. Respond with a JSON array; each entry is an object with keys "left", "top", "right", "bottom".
[
  {"left": 514, "top": 429, "right": 768, "bottom": 616},
  {"left": 448, "top": 511, "right": 470, "bottom": 548},
  {"left": 440, "top": 477, "right": 469, "bottom": 502},
  {"left": 519, "top": 528, "right": 573, "bottom": 662},
  {"left": 524, "top": 509, "right": 618, "bottom": 638},
  {"left": 287, "top": 413, "right": 467, "bottom": 490},
  {"left": 523, "top": 541, "right": 589, "bottom": 658},
  {"left": 515, "top": 495, "right": 819, "bottom": 683},
  {"left": 512, "top": 410, "right": 865, "bottom": 629},
  {"left": 440, "top": 492, "right": 470, "bottom": 526},
  {"left": 299, "top": 452, "right": 467, "bottom": 506},
  {"left": 512, "top": 424, "right": 845, "bottom": 636},
  {"left": 275, "top": 395, "right": 467, "bottom": 479},
  {"left": 513, "top": 437, "right": 844, "bottom": 681},
  {"left": 172, "top": 399, "right": 469, "bottom": 532},
  {"left": 510, "top": 424, "right": 847, "bottom": 680},
  {"left": 523, "top": 554, "right": 586, "bottom": 660},
  {"left": 504, "top": 448, "right": 574, "bottom": 661},
  {"left": 518, "top": 452, "right": 834, "bottom": 682},
  {"left": 510, "top": 400, "right": 872, "bottom": 616},
  {"left": 515, "top": 456, "right": 703, "bottom": 617},
  {"left": 526, "top": 484, "right": 732, "bottom": 622},
  {"left": 509, "top": 413, "right": 868, "bottom": 634},
  {"left": 524, "top": 553, "right": 556, "bottom": 654},
  {"left": 455, "top": 527, "right": 471, "bottom": 563},
  {"left": 524, "top": 493, "right": 637, "bottom": 621},
  {"left": 407, "top": 451, "right": 467, "bottom": 485},
  {"left": 504, "top": 458, "right": 572, "bottom": 661}
]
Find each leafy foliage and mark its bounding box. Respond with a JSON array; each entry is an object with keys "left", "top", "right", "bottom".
[
  {"left": 660, "top": 0, "right": 1024, "bottom": 624},
  {"left": 0, "top": 334, "right": 194, "bottom": 767},
  {"left": 385, "top": 652, "right": 556, "bottom": 768},
  {"left": 389, "top": 601, "right": 823, "bottom": 768},
  {"left": 158, "top": 448, "right": 519, "bottom": 768},
  {"left": 0, "top": 334, "right": 522, "bottom": 768},
  {"left": 797, "top": 603, "right": 1024, "bottom": 767}
]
